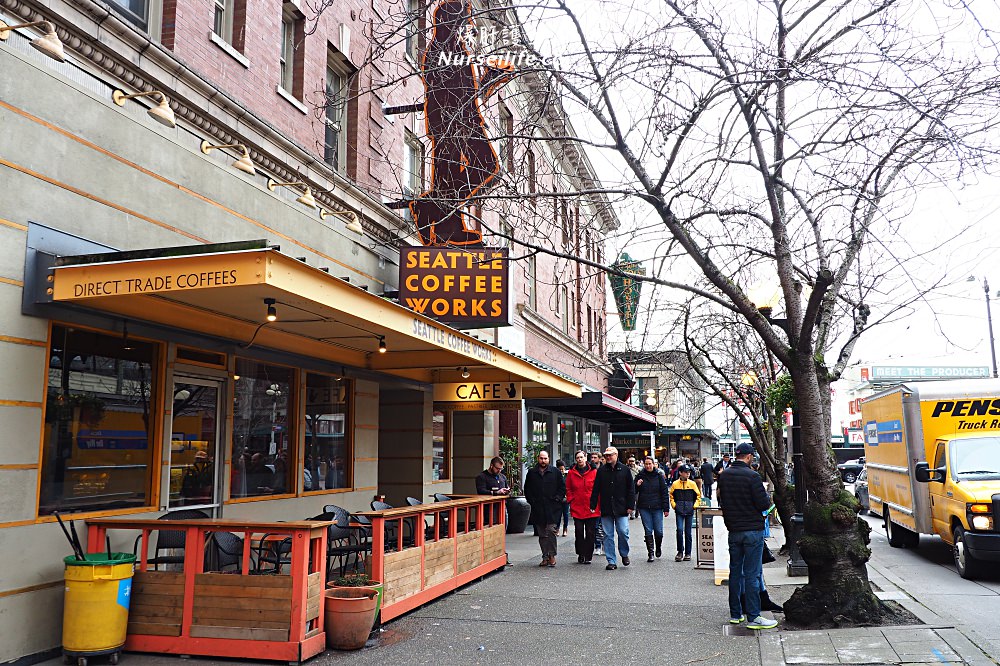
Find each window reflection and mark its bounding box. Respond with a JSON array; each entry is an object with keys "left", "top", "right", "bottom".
[
  {"left": 304, "top": 372, "right": 350, "bottom": 491},
  {"left": 40, "top": 325, "right": 157, "bottom": 515},
  {"left": 231, "top": 359, "right": 294, "bottom": 498},
  {"left": 432, "top": 411, "right": 449, "bottom": 481}
]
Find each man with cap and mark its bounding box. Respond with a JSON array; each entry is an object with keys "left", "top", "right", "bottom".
[
  {"left": 717, "top": 442, "right": 777, "bottom": 630},
  {"left": 589, "top": 446, "right": 636, "bottom": 570}
]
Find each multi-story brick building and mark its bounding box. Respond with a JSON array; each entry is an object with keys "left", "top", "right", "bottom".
[{"left": 0, "top": 0, "right": 654, "bottom": 658}]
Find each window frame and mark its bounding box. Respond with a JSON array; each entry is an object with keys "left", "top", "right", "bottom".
[
  {"left": 213, "top": 0, "right": 234, "bottom": 43},
  {"left": 301, "top": 372, "right": 355, "bottom": 495},
  {"left": 325, "top": 53, "right": 353, "bottom": 175},
  {"left": 39, "top": 322, "right": 164, "bottom": 518},
  {"left": 432, "top": 410, "right": 451, "bottom": 482}
]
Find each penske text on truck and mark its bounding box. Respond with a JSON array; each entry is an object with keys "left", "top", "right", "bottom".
[{"left": 861, "top": 379, "right": 1000, "bottom": 578}]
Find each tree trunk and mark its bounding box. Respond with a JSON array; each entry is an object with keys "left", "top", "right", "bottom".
[{"left": 783, "top": 356, "right": 888, "bottom": 626}]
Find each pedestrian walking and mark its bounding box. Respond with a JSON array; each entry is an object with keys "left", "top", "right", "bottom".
[
  {"left": 634, "top": 456, "right": 669, "bottom": 562},
  {"left": 565, "top": 450, "right": 600, "bottom": 564},
  {"left": 589, "top": 451, "right": 605, "bottom": 553},
  {"left": 556, "top": 459, "right": 570, "bottom": 536},
  {"left": 589, "top": 446, "right": 636, "bottom": 570},
  {"left": 717, "top": 442, "right": 777, "bottom": 630},
  {"left": 524, "top": 450, "right": 566, "bottom": 567},
  {"left": 626, "top": 456, "right": 640, "bottom": 519},
  {"left": 700, "top": 457, "right": 716, "bottom": 500},
  {"left": 669, "top": 464, "right": 701, "bottom": 561},
  {"left": 714, "top": 453, "right": 731, "bottom": 478}
]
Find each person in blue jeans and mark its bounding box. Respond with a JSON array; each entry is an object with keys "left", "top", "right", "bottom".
[
  {"left": 634, "top": 456, "right": 669, "bottom": 561},
  {"left": 589, "top": 446, "right": 636, "bottom": 570},
  {"left": 669, "top": 464, "right": 701, "bottom": 561},
  {"left": 555, "top": 460, "right": 571, "bottom": 536},
  {"left": 717, "top": 442, "right": 778, "bottom": 630}
]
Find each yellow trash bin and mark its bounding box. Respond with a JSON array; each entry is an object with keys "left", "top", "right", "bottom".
[{"left": 63, "top": 552, "right": 135, "bottom": 666}]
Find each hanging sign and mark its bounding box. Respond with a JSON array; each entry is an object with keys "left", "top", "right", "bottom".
[
  {"left": 609, "top": 252, "right": 645, "bottom": 331},
  {"left": 399, "top": 246, "right": 510, "bottom": 326}
]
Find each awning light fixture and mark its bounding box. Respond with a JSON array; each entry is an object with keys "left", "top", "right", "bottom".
[
  {"left": 268, "top": 179, "right": 317, "bottom": 209},
  {"left": 112, "top": 89, "right": 176, "bottom": 128},
  {"left": 200, "top": 140, "right": 256, "bottom": 175},
  {"left": 0, "top": 19, "right": 66, "bottom": 62},
  {"left": 122, "top": 320, "right": 134, "bottom": 351},
  {"left": 378, "top": 336, "right": 387, "bottom": 353},
  {"left": 461, "top": 367, "right": 470, "bottom": 379},
  {"left": 319, "top": 207, "right": 364, "bottom": 234},
  {"left": 264, "top": 298, "right": 277, "bottom": 322}
]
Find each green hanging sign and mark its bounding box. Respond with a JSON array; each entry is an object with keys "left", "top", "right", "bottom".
[{"left": 609, "top": 252, "right": 644, "bottom": 331}]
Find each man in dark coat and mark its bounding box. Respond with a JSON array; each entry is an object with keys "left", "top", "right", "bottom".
[
  {"left": 589, "top": 446, "right": 636, "bottom": 570},
  {"left": 700, "top": 457, "right": 716, "bottom": 500},
  {"left": 524, "top": 450, "right": 566, "bottom": 567}
]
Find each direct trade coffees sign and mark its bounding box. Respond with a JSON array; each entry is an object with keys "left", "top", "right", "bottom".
[{"left": 399, "top": 246, "right": 510, "bottom": 326}]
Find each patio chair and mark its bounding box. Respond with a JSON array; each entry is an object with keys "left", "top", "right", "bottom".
[
  {"left": 205, "top": 531, "right": 245, "bottom": 573},
  {"left": 311, "top": 510, "right": 368, "bottom": 578},
  {"left": 370, "top": 500, "right": 415, "bottom": 550},
  {"left": 134, "top": 508, "right": 209, "bottom": 569}
]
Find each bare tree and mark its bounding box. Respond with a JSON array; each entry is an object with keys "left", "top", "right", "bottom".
[{"left": 331, "top": 0, "right": 1000, "bottom": 624}]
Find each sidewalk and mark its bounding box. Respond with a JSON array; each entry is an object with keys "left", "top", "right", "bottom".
[{"left": 41, "top": 521, "right": 999, "bottom": 666}]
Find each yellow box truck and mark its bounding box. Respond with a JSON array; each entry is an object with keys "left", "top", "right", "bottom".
[{"left": 861, "top": 379, "right": 1000, "bottom": 579}]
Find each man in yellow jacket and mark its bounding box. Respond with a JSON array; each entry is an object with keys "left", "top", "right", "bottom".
[{"left": 669, "top": 464, "right": 702, "bottom": 561}]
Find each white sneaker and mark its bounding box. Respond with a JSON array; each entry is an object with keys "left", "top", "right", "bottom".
[{"left": 746, "top": 615, "right": 778, "bottom": 630}]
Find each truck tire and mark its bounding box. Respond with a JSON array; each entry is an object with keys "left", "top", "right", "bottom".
[
  {"left": 953, "top": 525, "right": 985, "bottom": 580},
  {"left": 884, "top": 508, "right": 918, "bottom": 548}
]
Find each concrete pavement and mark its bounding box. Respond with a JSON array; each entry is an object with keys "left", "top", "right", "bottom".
[{"left": 40, "top": 517, "right": 1000, "bottom": 666}]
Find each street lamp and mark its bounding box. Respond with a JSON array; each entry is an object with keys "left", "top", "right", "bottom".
[{"left": 970, "top": 276, "right": 999, "bottom": 378}]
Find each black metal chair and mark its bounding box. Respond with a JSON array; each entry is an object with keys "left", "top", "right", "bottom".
[
  {"left": 255, "top": 534, "right": 292, "bottom": 574},
  {"left": 205, "top": 531, "right": 245, "bottom": 573},
  {"left": 433, "top": 493, "right": 452, "bottom": 503},
  {"left": 370, "top": 500, "right": 415, "bottom": 550},
  {"left": 312, "top": 510, "right": 368, "bottom": 577},
  {"left": 134, "top": 508, "right": 209, "bottom": 569}
]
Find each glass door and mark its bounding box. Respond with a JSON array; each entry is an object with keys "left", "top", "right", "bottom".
[{"left": 168, "top": 377, "right": 223, "bottom": 512}]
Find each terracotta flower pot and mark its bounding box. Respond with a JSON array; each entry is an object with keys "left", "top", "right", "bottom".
[{"left": 324, "top": 588, "right": 378, "bottom": 650}]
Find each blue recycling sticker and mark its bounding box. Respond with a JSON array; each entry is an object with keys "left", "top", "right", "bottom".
[{"left": 117, "top": 578, "right": 132, "bottom": 610}]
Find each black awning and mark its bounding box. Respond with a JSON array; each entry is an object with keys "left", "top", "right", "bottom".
[{"left": 525, "top": 391, "right": 657, "bottom": 433}]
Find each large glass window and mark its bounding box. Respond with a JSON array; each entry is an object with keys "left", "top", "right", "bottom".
[
  {"left": 231, "top": 359, "right": 294, "bottom": 498},
  {"left": 432, "top": 411, "right": 450, "bottom": 480},
  {"left": 40, "top": 325, "right": 158, "bottom": 515},
  {"left": 529, "top": 411, "right": 550, "bottom": 456},
  {"left": 557, "top": 417, "right": 579, "bottom": 464},
  {"left": 304, "top": 372, "right": 351, "bottom": 491},
  {"left": 324, "top": 55, "right": 352, "bottom": 174}
]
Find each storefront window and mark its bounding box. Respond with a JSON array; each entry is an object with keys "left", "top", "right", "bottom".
[
  {"left": 304, "top": 372, "right": 351, "bottom": 491},
  {"left": 432, "top": 411, "right": 450, "bottom": 481},
  {"left": 40, "top": 325, "right": 158, "bottom": 515},
  {"left": 529, "top": 411, "right": 550, "bottom": 455},
  {"left": 231, "top": 359, "right": 294, "bottom": 498},
  {"left": 585, "top": 423, "right": 604, "bottom": 452},
  {"left": 557, "top": 417, "right": 579, "bottom": 464}
]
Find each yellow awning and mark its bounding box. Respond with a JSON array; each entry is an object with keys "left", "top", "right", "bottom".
[{"left": 49, "top": 247, "right": 580, "bottom": 398}]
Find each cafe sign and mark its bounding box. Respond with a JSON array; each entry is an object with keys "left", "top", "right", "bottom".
[
  {"left": 399, "top": 246, "right": 510, "bottom": 326},
  {"left": 434, "top": 382, "right": 521, "bottom": 403}
]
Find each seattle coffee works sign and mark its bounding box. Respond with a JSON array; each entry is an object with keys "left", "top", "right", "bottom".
[{"left": 399, "top": 246, "right": 511, "bottom": 326}]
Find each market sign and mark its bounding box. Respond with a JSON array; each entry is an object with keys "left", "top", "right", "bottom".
[
  {"left": 433, "top": 382, "right": 521, "bottom": 402},
  {"left": 399, "top": 246, "right": 510, "bottom": 326},
  {"left": 609, "top": 252, "right": 644, "bottom": 331}
]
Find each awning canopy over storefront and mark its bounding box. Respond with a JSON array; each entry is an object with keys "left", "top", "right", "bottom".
[
  {"left": 47, "top": 244, "right": 580, "bottom": 398},
  {"left": 525, "top": 391, "right": 657, "bottom": 432}
]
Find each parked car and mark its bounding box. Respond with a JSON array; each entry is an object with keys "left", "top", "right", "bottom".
[
  {"left": 838, "top": 457, "right": 865, "bottom": 484},
  {"left": 854, "top": 467, "right": 869, "bottom": 515}
]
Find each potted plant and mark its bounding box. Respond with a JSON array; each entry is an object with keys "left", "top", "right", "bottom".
[
  {"left": 327, "top": 572, "right": 383, "bottom": 623},
  {"left": 323, "top": 585, "right": 378, "bottom": 650},
  {"left": 499, "top": 435, "right": 540, "bottom": 534}
]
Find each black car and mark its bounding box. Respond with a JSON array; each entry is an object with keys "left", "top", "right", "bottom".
[
  {"left": 838, "top": 457, "right": 865, "bottom": 484},
  {"left": 854, "top": 467, "right": 869, "bottom": 515}
]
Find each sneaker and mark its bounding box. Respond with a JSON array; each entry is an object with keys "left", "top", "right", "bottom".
[
  {"left": 729, "top": 615, "right": 746, "bottom": 624},
  {"left": 746, "top": 615, "right": 778, "bottom": 630},
  {"left": 683, "top": 555, "right": 691, "bottom": 561},
  {"left": 583, "top": 558, "right": 592, "bottom": 564},
  {"left": 605, "top": 563, "right": 617, "bottom": 570},
  {"left": 622, "top": 556, "right": 630, "bottom": 566},
  {"left": 675, "top": 553, "right": 683, "bottom": 562}
]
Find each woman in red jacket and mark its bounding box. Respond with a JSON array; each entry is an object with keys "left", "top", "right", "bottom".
[{"left": 565, "top": 450, "right": 601, "bottom": 563}]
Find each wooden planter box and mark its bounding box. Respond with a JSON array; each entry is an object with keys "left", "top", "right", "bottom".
[
  {"left": 87, "top": 519, "right": 328, "bottom": 663},
  {"left": 358, "top": 496, "right": 506, "bottom": 622}
]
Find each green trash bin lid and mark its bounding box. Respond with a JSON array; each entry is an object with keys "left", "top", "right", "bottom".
[{"left": 64, "top": 552, "right": 137, "bottom": 567}]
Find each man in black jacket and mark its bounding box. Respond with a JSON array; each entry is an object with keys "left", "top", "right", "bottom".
[
  {"left": 717, "top": 442, "right": 777, "bottom": 630},
  {"left": 700, "top": 457, "right": 716, "bottom": 499},
  {"left": 524, "top": 450, "right": 566, "bottom": 567},
  {"left": 589, "top": 446, "right": 636, "bottom": 570}
]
